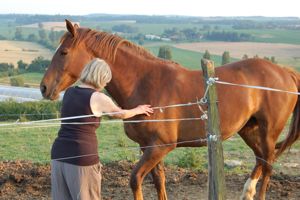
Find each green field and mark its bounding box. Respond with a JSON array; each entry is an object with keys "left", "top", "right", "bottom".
[
  {"left": 239, "top": 29, "right": 300, "bottom": 44},
  {"left": 0, "top": 72, "right": 44, "bottom": 87},
  {"left": 146, "top": 45, "right": 239, "bottom": 69}
]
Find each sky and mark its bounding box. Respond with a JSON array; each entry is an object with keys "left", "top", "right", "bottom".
[{"left": 1, "top": 0, "right": 300, "bottom": 17}]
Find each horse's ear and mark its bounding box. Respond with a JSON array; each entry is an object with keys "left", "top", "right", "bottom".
[
  {"left": 74, "top": 23, "right": 80, "bottom": 29},
  {"left": 65, "top": 19, "right": 77, "bottom": 37}
]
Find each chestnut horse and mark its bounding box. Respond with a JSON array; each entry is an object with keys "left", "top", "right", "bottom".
[{"left": 40, "top": 20, "right": 300, "bottom": 200}]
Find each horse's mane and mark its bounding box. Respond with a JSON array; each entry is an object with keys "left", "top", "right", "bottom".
[{"left": 61, "top": 28, "right": 161, "bottom": 63}]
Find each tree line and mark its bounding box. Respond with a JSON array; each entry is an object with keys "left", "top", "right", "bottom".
[
  {"left": 1, "top": 14, "right": 298, "bottom": 28},
  {"left": 0, "top": 57, "right": 50, "bottom": 86},
  {"left": 14, "top": 25, "right": 65, "bottom": 50},
  {"left": 162, "top": 27, "right": 254, "bottom": 42}
]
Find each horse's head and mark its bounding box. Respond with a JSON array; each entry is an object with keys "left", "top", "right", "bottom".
[{"left": 40, "top": 20, "right": 93, "bottom": 100}]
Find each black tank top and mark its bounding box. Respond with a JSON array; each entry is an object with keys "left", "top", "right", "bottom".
[{"left": 51, "top": 86, "right": 100, "bottom": 166}]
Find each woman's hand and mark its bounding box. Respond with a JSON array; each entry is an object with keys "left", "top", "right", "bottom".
[{"left": 135, "top": 105, "right": 153, "bottom": 116}]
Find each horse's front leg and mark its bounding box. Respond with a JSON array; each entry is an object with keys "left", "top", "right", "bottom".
[
  {"left": 150, "top": 161, "right": 167, "bottom": 200},
  {"left": 130, "top": 145, "right": 175, "bottom": 200}
]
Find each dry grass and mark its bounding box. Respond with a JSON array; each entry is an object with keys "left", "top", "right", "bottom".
[
  {"left": 174, "top": 42, "right": 300, "bottom": 59},
  {"left": 0, "top": 40, "right": 53, "bottom": 67}
]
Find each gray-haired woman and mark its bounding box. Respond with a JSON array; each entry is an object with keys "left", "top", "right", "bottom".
[{"left": 51, "top": 58, "right": 153, "bottom": 200}]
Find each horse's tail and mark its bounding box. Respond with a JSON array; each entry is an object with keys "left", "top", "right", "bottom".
[{"left": 275, "top": 69, "right": 300, "bottom": 158}]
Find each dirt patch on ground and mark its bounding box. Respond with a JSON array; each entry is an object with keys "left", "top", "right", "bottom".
[{"left": 0, "top": 160, "right": 299, "bottom": 200}]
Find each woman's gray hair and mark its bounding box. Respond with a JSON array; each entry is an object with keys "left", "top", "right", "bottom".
[{"left": 80, "top": 58, "right": 112, "bottom": 90}]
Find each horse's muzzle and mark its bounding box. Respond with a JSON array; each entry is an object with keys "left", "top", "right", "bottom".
[{"left": 40, "top": 84, "right": 47, "bottom": 96}]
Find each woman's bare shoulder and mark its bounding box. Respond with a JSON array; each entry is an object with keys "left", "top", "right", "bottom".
[{"left": 91, "top": 92, "right": 111, "bottom": 101}]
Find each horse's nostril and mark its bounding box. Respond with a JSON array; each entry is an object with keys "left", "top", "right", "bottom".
[{"left": 40, "top": 84, "right": 47, "bottom": 94}]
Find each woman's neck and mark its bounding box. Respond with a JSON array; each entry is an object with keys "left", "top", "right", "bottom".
[{"left": 78, "top": 83, "right": 99, "bottom": 91}]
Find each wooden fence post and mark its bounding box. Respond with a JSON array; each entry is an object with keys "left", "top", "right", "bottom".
[{"left": 201, "top": 59, "right": 226, "bottom": 200}]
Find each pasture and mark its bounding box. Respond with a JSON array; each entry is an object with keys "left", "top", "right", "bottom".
[
  {"left": 0, "top": 72, "right": 43, "bottom": 87},
  {"left": 145, "top": 45, "right": 230, "bottom": 68},
  {"left": 0, "top": 121, "right": 299, "bottom": 173},
  {"left": 0, "top": 40, "right": 53, "bottom": 67}
]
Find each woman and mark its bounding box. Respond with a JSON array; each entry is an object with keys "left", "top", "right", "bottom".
[{"left": 51, "top": 58, "right": 153, "bottom": 200}]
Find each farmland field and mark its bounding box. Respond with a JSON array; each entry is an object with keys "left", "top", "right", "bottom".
[
  {"left": 238, "top": 29, "right": 300, "bottom": 45},
  {"left": 0, "top": 40, "right": 53, "bottom": 67},
  {"left": 174, "top": 42, "right": 300, "bottom": 69}
]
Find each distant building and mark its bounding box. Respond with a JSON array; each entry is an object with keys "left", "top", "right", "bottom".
[{"left": 145, "top": 34, "right": 171, "bottom": 41}]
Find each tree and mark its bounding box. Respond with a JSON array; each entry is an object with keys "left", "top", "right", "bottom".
[
  {"left": 222, "top": 51, "right": 230, "bottom": 65},
  {"left": 112, "top": 24, "right": 138, "bottom": 33},
  {"left": 49, "top": 28, "right": 56, "bottom": 44},
  {"left": 17, "top": 60, "right": 28, "bottom": 71},
  {"left": 271, "top": 56, "right": 277, "bottom": 64},
  {"left": 0, "top": 63, "right": 12, "bottom": 72},
  {"left": 135, "top": 33, "right": 144, "bottom": 45},
  {"left": 203, "top": 25, "right": 211, "bottom": 31},
  {"left": 242, "top": 54, "right": 249, "bottom": 59},
  {"left": 14, "top": 27, "right": 23, "bottom": 40},
  {"left": 181, "top": 28, "right": 200, "bottom": 41},
  {"left": 158, "top": 46, "right": 172, "bottom": 60},
  {"left": 38, "top": 22, "right": 44, "bottom": 29},
  {"left": 27, "top": 56, "right": 50, "bottom": 72},
  {"left": 203, "top": 50, "right": 211, "bottom": 60},
  {"left": 39, "top": 29, "right": 47, "bottom": 41},
  {"left": 27, "top": 33, "right": 38, "bottom": 42}
]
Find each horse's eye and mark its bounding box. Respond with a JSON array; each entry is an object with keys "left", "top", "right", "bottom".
[{"left": 60, "top": 49, "right": 69, "bottom": 56}]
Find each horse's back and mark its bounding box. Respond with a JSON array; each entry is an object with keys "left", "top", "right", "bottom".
[
  {"left": 217, "top": 58, "right": 295, "bottom": 86},
  {"left": 175, "top": 58, "right": 298, "bottom": 141}
]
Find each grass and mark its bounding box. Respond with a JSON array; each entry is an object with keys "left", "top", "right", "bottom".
[
  {"left": 146, "top": 45, "right": 225, "bottom": 69},
  {"left": 1, "top": 120, "right": 299, "bottom": 174}
]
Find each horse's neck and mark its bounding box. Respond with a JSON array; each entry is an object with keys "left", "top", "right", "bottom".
[{"left": 103, "top": 47, "right": 149, "bottom": 108}]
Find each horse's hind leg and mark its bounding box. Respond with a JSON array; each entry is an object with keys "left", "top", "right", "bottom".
[
  {"left": 150, "top": 161, "right": 167, "bottom": 200},
  {"left": 256, "top": 118, "right": 285, "bottom": 200},
  {"left": 256, "top": 128, "right": 277, "bottom": 200},
  {"left": 130, "top": 145, "right": 175, "bottom": 200},
  {"left": 238, "top": 119, "right": 264, "bottom": 200}
]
